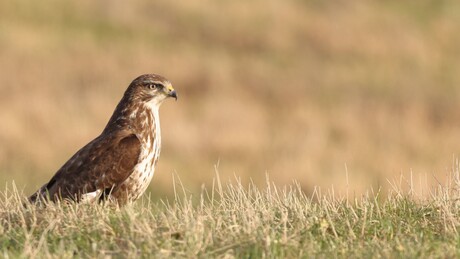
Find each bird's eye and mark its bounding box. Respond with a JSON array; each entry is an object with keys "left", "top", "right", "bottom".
[{"left": 148, "top": 83, "right": 163, "bottom": 90}]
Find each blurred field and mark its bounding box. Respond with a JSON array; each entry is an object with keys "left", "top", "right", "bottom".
[{"left": 1, "top": 0, "right": 460, "bottom": 197}]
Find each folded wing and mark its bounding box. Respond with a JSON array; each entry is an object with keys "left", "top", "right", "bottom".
[{"left": 29, "top": 131, "right": 141, "bottom": 202}]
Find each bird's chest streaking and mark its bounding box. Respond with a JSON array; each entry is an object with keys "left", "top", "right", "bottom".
[{"left": 113, "top": 106, "right": 161, "bottom": 203}]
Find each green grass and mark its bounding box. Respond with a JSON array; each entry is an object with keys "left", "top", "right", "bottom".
[{"left": 2, "top": 174, "right": 460, "bottom": 258}]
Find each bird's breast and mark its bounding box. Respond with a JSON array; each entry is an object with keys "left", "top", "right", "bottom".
[{"left": 116, "top": 114, "right": 161, "bottom": 202}]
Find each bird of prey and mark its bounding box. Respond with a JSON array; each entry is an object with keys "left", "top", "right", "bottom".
[{"left": 28, "top": 74, "right": 177, "bottom": 205}]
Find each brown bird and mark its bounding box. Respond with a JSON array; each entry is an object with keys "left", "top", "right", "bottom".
[{"left": 29, "top": 74, "right": 177, "bottom": 205}]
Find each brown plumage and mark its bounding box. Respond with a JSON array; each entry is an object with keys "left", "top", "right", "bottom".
[{"left": 29, "top": 74, "right": 177, "bottom": 205}]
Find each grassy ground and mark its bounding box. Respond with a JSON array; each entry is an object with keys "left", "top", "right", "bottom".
[{"left": 2, "top": 171, "right": 460, "bottom": 258}]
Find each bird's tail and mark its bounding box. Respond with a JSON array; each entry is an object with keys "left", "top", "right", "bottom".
[{"left": 27, "top": 184, "right": 48, "bottom": 204}]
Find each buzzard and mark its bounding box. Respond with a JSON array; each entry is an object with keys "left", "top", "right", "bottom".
[{"left": 29, "top": 74, "right": 177, "bottom": 205}]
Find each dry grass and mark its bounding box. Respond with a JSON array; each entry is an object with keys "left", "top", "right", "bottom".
[
  {"left": 1, "top": 0, "right": 460, "bottom": 198},
  {"left": 2, "top": 170, "right": 460, "bottom": 257}
]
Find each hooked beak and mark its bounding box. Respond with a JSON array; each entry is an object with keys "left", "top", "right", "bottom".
[{"left": 168, "top": 90, "right": 178, "bottom": 101}]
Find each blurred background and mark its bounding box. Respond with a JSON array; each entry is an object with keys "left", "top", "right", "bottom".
[{"left": 1, "top": 0, "right": 460, "bottom": 198}]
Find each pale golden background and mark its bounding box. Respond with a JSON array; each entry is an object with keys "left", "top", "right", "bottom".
[{"left": 1, "top": 0, "right": 460, "bottom": 197}]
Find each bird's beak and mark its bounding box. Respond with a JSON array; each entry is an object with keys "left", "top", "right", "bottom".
[
  {"left": 168, "top": 90, "right": 178, "bottom": 101},
  {"left": 165, "top": 84, "right": 177, "bottom": 101}
]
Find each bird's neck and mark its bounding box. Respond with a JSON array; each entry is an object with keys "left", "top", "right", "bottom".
[
  {"left": 135, "top": 103, "right": 160, "bottom": 139},
  {"left": 104, "top": 97, "right": 161, "bottom": 141}
]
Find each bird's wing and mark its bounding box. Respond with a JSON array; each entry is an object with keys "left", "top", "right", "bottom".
[{"left": 30, "top": 130, "right": 141, "bottom": 202}]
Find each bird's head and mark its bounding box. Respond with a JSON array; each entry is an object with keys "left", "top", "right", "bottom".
[{"left": 128, "top": 74, "right": 177, "bottom": 106}]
